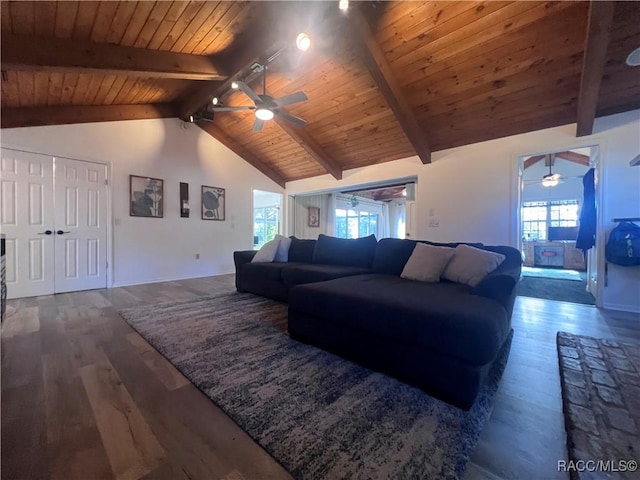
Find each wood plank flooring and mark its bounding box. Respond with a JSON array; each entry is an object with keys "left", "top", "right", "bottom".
[{"left": 2, "top": 275, "right": 639, "bottom": 480}]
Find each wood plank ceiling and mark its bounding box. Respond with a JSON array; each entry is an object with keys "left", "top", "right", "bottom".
[{"left": 1, "top": 1, "right": 639, "bottom": 186}]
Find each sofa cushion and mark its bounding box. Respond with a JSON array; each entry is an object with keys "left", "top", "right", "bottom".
[
  {"left": 312, "top": 234, "right": 377, "bottom": 268},
  {"left": 288, "top": 274, "right": 510, "bottom": 366},
  {"left": 282, "top": 264, "right": 371, "bottom": 286},
  {"left": 242, "top": 261, "right": 290, "bottom": 281},
  {"left": 401, "top": 243, "right": 455, "bottom": 282},
  {"left": 372, "top": 238, "right": 417, "bottom": 275},
  {"left": 442, "top": 244, "right": 505, "bottom": 287},
  {"left": 252, "top": 237, "right": 280, "bottom": 262},
  {"left": 288, "top": 237, "right": 316, "bottom": 263}
]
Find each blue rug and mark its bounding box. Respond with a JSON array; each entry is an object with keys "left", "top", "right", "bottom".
[
  {"left": 120, "top": 293, "right": 511, "bottom": 480},
  {"left": 517, "top": 276, "right": 595, "bottom": 305}
]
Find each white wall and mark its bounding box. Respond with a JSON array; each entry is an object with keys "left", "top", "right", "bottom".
[
  {"left": 286, "top": 110, "right": 640, "bottom": 313},
  {"left": 1, "top": 118, "right": 284, "bottom": 286}
]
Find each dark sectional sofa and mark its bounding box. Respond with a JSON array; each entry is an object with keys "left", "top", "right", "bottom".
[{"left": 234, "top": 234, "right": 522, "bottom": 409}]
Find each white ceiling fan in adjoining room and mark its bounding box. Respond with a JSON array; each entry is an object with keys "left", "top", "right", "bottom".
[{"left": 522, "top": 150, "right": 591, "bottom": 188}]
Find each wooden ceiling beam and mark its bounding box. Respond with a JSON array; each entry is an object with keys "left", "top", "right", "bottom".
[
  {"left": 576, "top": 1, "right": 615, "bottom": 137},
  {"left": 178, "top": 1, "right": 337, "bottom": 119},
  {"left": 178, "top": 4, "right": 284, "bottom": 119},
  {"left": 197, "top": 121, "right": 287, "bottom": 188},
  {"left": 523, "top": 155, "right": 545, "bottom": 169},
  {"left": 555, "top": 150, "right": 591, "bottom": 166},
  {"left": 1, "top": 33, "right": 227, "bottom": 81},
  {"left": 347, "top": 6, "right": 432, "bottom": 164},
  {"left": 273, "top": 111, "right": 343, "bottom": 180},
  {"left": 0, "top": 104, "right": 177, "bottom": 129}
]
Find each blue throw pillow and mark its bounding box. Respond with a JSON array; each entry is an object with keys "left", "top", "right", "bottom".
[{"left": 312, "top": 234, "right": 377, "bottom": 268}]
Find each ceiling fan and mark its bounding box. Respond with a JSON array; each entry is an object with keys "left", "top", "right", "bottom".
[
  {"left": 210, "top": 65, "right": 308, "bottom": 132},
  {"left": 541, "top": 162, "right": 562, "bottom": 187}
]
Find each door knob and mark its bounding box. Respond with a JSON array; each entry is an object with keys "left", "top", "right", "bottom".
[
  {"left": 56, "top": 230, "right": 70, "bottom": 235},
  {"left": 38, "top": 230, "right": 53, "bottom": 235}
]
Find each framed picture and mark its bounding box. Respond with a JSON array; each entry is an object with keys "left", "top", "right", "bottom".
[
  {"left": 130, "top": 175, "right": 163, "bottom": 218},
  {"left": 308, "top": 206, "right": 320, "bottom": 227},
  {"left": 202, "top": 186, "right": 225, "bottom": 220}
]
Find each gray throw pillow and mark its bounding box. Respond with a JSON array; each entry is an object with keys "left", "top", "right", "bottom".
[
  {"left": 442, "top": 244, "right": 505, "bottom": 287},
  {"left": 400, "top": 243, "right": 455, "bottom": 283},
  {"left": 251, "top": 238, "right": 280, "bottom": 263}
]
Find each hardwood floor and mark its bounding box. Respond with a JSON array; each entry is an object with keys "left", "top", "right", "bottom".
[{"left": 2, "top": 275, "right": 639, "bottom": 480}]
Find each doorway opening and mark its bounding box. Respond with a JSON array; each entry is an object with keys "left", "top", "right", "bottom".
[
  {"left": 252, "top": 189, "right": 282, "bottom": 249},
  {"left": 517, "top": 147, "right": 598, "bottom": 305},
  {"left": 289, "top": 178, "right": 417, "bottom": 240}
]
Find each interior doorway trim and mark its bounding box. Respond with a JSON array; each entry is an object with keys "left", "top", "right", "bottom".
[{"left": 511, "top": 138, "right": 606, "bottom": 307}]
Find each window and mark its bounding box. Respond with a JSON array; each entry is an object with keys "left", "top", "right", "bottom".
[
  {"left": 335, "top": 208, "right": 378, "bottom": 239},
  {"left": 253, "top": 206, "right": 279, "bottom": 248},
  {"left": 522, "top": 200, "right": 579, "bottom": 241}
]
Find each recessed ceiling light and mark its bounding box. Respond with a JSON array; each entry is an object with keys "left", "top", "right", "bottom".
[
  {"left": 626, "top": 46, "right": 640, "bottom": 66},
  {"left": 231, "top": 81, "right": 239, "bottom": 89},
  {"left": 339, "top": 0, "right": 349, "bottom": 11},
  {"left": 296, "top": 33, "right": 311, "bottom": 51},
  {"left": 188, "top": 115, "right": 194, "bottom": 123},
  {"left": 255, "top": 108, "right": 274, "bottom": 121},
  {"left": 212, "top": 97, "right": 219, "bottom": 105}
]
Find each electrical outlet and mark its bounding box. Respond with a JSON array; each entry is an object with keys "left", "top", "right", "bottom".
[{"left": 195, "top": 253, "right": 200, "bottom": 259}]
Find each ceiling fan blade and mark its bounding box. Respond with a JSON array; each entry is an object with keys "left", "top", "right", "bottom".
[
  {"left": 210, "top": 106, "right": 255, "bottom": 112},
  {"left": 236, "top": 81, "right": 262, "bottom": 105},
  {"left": 252, "top": 118, "right": 265, "bottom": 132},
  {"left": 275, "top": 110, "right": 307, "bottom": 127},
  {"left": 273, "top": 91, "right": 308, "bottom": 107}
]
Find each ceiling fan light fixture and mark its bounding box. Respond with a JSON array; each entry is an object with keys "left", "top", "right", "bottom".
[
  {"left": 626, "top": 46, "right": 640, "bottom": 66},
  {"left": 296, "top": 32, "right": 311, "bottom": 51},
  {"left": 255, "top": 108, "right": 274, "bottom": 121},
  {"left": 541, "top": 174, "right": 559, "bottom": 187}
]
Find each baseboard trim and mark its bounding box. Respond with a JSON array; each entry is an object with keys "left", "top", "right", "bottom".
[
  {"left": 111, "top": 271, "right": 233, "bottom": 288},
  {"left": 602, "top": 302, "right": 640, "bottom": 314}
]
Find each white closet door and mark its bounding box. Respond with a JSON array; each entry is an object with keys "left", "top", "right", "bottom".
[
  {"left": 1, "top": 149, "right": 55, "bottom": 298},
  {"left": 53, "top": 157, "right": 107, "bottom": 294}
]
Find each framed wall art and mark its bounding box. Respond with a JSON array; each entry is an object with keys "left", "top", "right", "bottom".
[
  {"left": 130, "top": 175, "right": 164, "bottom": 218},
  {"left": 202, "top": 186, "right": 225, "bottom": 220},
  {"left": 308, "top": 206, "right": 320, "bottom": 227}
]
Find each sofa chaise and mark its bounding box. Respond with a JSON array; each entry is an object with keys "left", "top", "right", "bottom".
[{"left": 234, "top": 234, "right": 522, "bottom": 409}]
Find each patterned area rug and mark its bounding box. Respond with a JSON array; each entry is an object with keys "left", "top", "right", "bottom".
[
  {"left": 556, "top": 332, "right": 640, "bottom": 480},
  {"left": 120, "top": 292, "right": 512, "bottom": 480}
]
